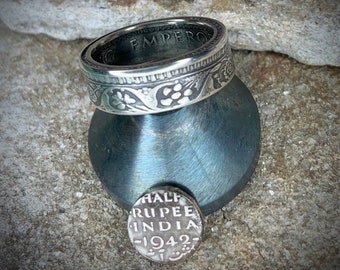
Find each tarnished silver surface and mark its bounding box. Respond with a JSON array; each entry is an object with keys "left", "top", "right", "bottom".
[
  {"left": 127, "top": 187, "right": 203, "bottom": 263},
  {"left": 80, "top": 17, "right": 234, "bottom": 115}
]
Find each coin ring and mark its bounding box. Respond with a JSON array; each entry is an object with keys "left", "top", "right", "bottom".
[{"left": 80, "top": 17, "right": 234, "bottom": 115}]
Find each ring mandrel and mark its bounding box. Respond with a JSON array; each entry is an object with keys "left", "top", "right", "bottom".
[{"left": 80, "top": 17, "right": 261, "bottom": 263}]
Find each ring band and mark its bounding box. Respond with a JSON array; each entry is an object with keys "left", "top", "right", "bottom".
[{"left": 80, "top": 17, "right": 234, "bottom": 115}]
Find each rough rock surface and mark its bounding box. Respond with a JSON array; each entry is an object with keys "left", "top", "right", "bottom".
[
  {"left": 0, "top": 0, "right": 339, "bottom": 66},
  {"left": 0, "top": 21, "right": 339, "bottom": 269}
]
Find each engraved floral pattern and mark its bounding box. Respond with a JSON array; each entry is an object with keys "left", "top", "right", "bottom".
[
  {"left": 211, "top": 55, "right": 234, "bottom": 90},
  {"left": 88, "top": 82, "right": 103, "bottom": 106},
  {"left": 84, "top": 44, "right": 234, "bottom": 114},
  {"left": 110, "top": 91, "right": 136, "bottom": 110},
  {"left": 156, "top": 77, "right": 203, "bottom": 108}
]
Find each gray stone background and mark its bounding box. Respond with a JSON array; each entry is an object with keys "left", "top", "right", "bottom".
[
  {"left": 1, "top": 0, "right": 340, "bottom": 66},
  {"left": 0, "top": 0, "right": 339, "bottom": 269}
]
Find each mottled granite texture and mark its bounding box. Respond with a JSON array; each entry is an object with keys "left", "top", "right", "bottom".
[
  {"left": 0, "top": 0, "right": 339, "bottom": 66},
  {"left": 0, "top": 21, "right": 339, "bottom": 269}
]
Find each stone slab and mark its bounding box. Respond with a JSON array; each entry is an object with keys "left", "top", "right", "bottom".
[{"left": 0, "top": 0, "right": 339, "bottom": 66}]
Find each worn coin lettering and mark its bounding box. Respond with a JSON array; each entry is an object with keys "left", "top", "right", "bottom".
[
  {"left": 127, "top": 187, "right": 203, "bottom": 263},
  {"left": 130, "top": 29, "right": 211, "bottom": 51}
]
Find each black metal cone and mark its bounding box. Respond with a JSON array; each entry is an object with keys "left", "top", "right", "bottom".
[{"left": 88, "top": 76, "right": 260, "bottom": 215}]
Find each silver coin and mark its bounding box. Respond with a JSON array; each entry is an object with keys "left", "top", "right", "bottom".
[{"left": 127, "top": 187, "right": 203, "bottom": 263}]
